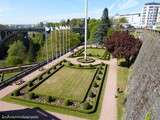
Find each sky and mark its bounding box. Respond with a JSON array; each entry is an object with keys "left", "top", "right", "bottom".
[{"left": 0, "top": 0, "right": 159, "bottom": 24}]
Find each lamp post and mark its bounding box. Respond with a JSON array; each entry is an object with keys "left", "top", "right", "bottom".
[{"left": 84, "top": 0, "right": 88, "bottom": 60}]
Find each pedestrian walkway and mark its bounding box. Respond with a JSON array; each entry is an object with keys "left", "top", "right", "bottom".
[{"left": 99, "top": 58, "right": 117, "bottom": 120}]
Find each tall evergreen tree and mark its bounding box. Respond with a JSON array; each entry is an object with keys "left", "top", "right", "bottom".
[{"left": 95, "top": 8, "right": 111, "bottom": 44}]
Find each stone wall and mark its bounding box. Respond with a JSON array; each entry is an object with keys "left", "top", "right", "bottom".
[{"left": 126, "top": 31, "right": 160, "bottom": 120}]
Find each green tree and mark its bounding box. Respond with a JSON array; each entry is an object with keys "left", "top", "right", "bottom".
[
  {"left": 95, "top": 8, "right": 111, "bottom": 44},
  {"left": 88, "top": 19, "right": 101, "bottom": 41},
  {"left": 6, "top": 40, "right": 26, "bottom": 65},
  {"left": 118, "top": 17, "right": 128, "bottom": 23}
]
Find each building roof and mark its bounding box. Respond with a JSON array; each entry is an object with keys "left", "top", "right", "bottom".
[{"left": 145, "top": 2, "right": 160, "bottom": 5}]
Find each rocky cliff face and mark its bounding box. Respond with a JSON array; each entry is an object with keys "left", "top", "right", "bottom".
[{"left": 126, "top": 31, "right": 160, "bottom": 120}]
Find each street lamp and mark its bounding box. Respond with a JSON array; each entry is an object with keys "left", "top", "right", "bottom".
[{"left": 84, "top": 0, "right": 88, "bottom": 60}]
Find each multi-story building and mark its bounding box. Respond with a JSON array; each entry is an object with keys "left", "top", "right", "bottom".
[
  {"left": 113, "top": 13, "right": 141, "bottom": 28},
  {"left": 141, "top": 2, "right": 160, "bottom": 29}
]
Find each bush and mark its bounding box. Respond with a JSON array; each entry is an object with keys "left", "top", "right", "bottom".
[
  {"left": 77, "top": 64, "right": 81, "bottom": 67},
  {"left": 39, "top": 75, "right": 43, "bottom": 80},
  {"left": 96, "top": 76, "right": 101, "bottom": 80},
  {"left": 82, "top": 102, "right": 93, "bottom": 110},
  {"left": 89, "top": 64, "right": 93, "bottom": 68},
  {"left": 29, "top": 92, "right": 35, "bottom": 99},
  {"left": 98, "top": 71, "right": 103, "bottom": 74},
  {"left": 63, "top": 59, "right": 67, "bottom": 62},
  {"left": 47, "top": 70, "right": 51, "bottom": 74},
  {"left": 89, "top": 92, "right": 96, "bottom": 98},
  {"left": 14, "top": 90, "right": 20, "bottom": 96},
  {"left": 64, "top": 100, "right": 73, "bottom": 106},
  {"left": 28, "top": 81, "right": 33, "bottom": 87},
  {"left": 101, "top": 62, "right": 105, "bottom": 65},
  {"left": 93, "top": 82, "right": 99, "bottom": 88},
  {"left": 88, "top": 53, "right": 92, "bottom": 56},
  {"left": 68, "top": 62, "right": 73, "bottom": 66},
  {"left": 53, "top": 66, "right": 56, "bottom": 69},
  {"left": 11, "top": 93, "right": 14, "bottom": 96},
  {"left": 47, "top": 96, "right": 53, "bottom": 102}
]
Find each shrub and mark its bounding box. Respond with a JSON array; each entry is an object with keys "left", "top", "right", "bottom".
[
  {"left": 96, "top": 76, "right": 101, "bottom": 80},
  {"left": 89, "top": 64, "right": 93, "bottom": 68},
  {"left": 93, "top": 82, "right": 99, "bottom": 88},
  {"left": 77, "top": 64, "right": 81, "bottom": 67},
  {"left": 89, "top": 92, "right": 96, "bottom": 98},
  {"left": 63, "top": 59, "right": 67, "bottom": 62},
  {"left": 47, "top": 70, "right": 51, "bottom": 74},
  {"left": 29, "top": 92, "right": 35, "bottom": 99},
  {"left": 59, "top": 62, "right": 62, "bottom": 65},
  {"left": 64, "top": 100, "right": 73, "bottom": 106},
  {"left": 14, "top": 90, "right": 20, "bottom": 96},
  {"left": 28, "top": 81, "right": 33, "bottom": 87},
  {"left": 98, "top": 71, "right": 103, "bottom": 74},
  {"left": 53, "top": 66, "right": 56, "bottom": 69},
  {"left": 47, "top": 96, "right": 53, "bottom": 102},
  {"left": 88, "top": 53, "right": 92, "bottom": 56},
  {"left": 68, "top": 62, "right": 73, "bottom": 66},
  {"left": 82, "top": 102, "right": 93, "bottom": 110},
  {"left": 39, "top": 75, "right": 43, "bottom": 80},
  {"left": 97, "top": 54, "right": 100, "bottom": 57},
  {"left": 101, "top": 62, "right": 105, "bottom": 65},
  {"left": 11, "top": 93, "right": 14, "bottom": 96}
]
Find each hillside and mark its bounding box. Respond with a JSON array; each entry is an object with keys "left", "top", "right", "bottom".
[{"left": 126, "top": 31, "right": 160, "bottom": 120}]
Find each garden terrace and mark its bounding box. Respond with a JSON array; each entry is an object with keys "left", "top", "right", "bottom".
[{"left": 5, "top": 61, "right": 108, "bottom": 116}]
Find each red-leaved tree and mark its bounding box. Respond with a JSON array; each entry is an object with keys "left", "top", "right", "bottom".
[{"left": 105, "top": 31, "right": 142, "bottom": 66}]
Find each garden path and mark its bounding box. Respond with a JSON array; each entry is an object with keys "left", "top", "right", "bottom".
[{"left": 99, "top": 58, "right": 117, "bottom": 120}]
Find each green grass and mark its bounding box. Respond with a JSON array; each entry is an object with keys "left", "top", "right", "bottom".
[
  {"left": 145, "top": 112, "right": 151, "bottom": 120},
  {"left": 33, "top": 66, "right": 96, "bottom": 102},
  {"left": 3, "top": 72, "right": 19, "bottom": 80},
  {"left": 0, "top": 60, "right": 6, "bottom": 67},
  {"left": 117, "top": 66, "right": 129, "bottom": 120},
  {"left": 0, "top": 72, "right": 19, "bottom": 83},
  {"left": 86, "top": 48, "right": 106, "bottom": 57},
  {"left": 2, "top": 66, "right": 108, "bottom": 120}
]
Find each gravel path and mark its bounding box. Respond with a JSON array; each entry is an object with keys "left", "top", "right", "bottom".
[{"left": 99, "top": 58, "right": 117, "bottom": 120}]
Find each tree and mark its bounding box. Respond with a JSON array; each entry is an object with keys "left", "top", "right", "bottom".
[
  {"left": 88, "top": 19, "right": 101, "bottom": 41},
  {"left": 118, "top": 17, "right": 128, "bottom": 24},
  {"left": 95, "top": 8, "right": 111, "bottom": 44},
  {"left": 105, "top": 31, "right": 142, "bottom": 66},
  {"left": 6, "top": 40, "right": 26, "bottom": 65}
]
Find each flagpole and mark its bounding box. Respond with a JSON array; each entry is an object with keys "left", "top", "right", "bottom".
[{"left": 84, "top": 0, "right": 88, "bottom": 60}]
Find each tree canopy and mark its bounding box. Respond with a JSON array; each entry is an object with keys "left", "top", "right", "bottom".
[
  {"left": 105, "top": 31, "right": 142, "bottom": 66},
  {"left": 95, "top": 8, "right": 111, "bottom": 44},
  {"left": 6, "top": 40, "right": 26, "bottom": 65}
]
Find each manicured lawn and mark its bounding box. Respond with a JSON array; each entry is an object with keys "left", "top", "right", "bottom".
[
  {"left": 33, "top": 66, "right": 96, "bottom": 102},
  {"left": 86, "top": 48, "right": 106, "bottom": 57},
  {"left": 117, "top": 67, "right": 129, "bottom": 120}
]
